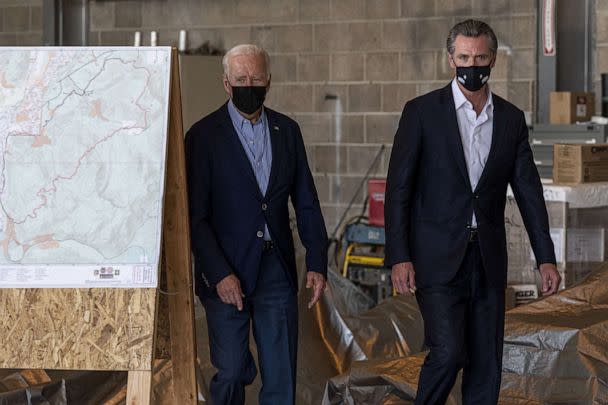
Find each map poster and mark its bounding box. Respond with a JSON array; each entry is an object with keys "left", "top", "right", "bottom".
[{"left": 0, "top": 47, "right": 172, "bottom": 288}]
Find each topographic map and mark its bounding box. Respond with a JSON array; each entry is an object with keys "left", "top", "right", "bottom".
[{"left": 0, "top": 47, "right": 172, "bottom": 287}]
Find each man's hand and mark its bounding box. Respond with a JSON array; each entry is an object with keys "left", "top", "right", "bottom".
[
  {"left": 216, "top": 274, "right": 244, "bottom": 310},
  {"left": 539, "top": 263, "right": 561, "bottom": 296},
  {"left": 392, "top": 262, "right": 416, "bottom": 295},
  {"left": 306, "top": 272, "right": 326, "bottom": 309}
]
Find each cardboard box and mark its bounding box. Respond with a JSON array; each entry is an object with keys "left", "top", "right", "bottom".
[
  {"left": 550, "top": 92, "right": 595, "bottom": 124},
  {"left": 553, "top": 144, "right": 608, "bottom": 183}
]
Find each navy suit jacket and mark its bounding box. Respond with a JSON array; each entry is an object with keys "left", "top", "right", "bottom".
[
  {"left": 385, "top": 84, "right": 556, "bottom": 289},
  {"left": 185, "top": 102, "right": 328, "bottom": 299}
]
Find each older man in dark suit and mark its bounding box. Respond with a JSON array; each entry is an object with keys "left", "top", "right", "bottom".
[{"left": 185, "top": 44, "right": 328, "bottom": 405}]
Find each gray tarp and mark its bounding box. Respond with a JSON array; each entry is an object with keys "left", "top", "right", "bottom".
[{"left": 2, "top": 263, "right": 608, "bottom": 404}]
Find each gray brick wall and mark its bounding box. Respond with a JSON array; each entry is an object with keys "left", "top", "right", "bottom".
[
  {"left": 0, "top": 0, "right": 42, "bottom": 45},
  {"left": 0, "top": 0, "right": 538, "bottom": 230}
]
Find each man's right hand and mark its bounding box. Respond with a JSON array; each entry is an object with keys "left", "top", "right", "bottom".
[
  {"left": 216, "top": 274, "right": 244, "bottom": 311},
  {"left": 392, "top": 262, "right": 416, "bottom": 295}
]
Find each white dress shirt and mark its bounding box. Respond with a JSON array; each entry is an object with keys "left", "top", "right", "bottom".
[{"left": 451, "top": 78, "right": 494, "bottom": 227}]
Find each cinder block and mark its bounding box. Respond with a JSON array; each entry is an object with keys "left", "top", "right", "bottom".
[
  {"left": 16, "top": 32, "right": 40, "bottom": 45},
  {"left": 382, "top": 83, "right": 418, "bottom": 112},
  {"left": 417, "top": 82, "right": 441, "bottom": 95},
  {"left": 294, "top": 113, "right": 332, "bottom": 143},
  {"left": 382, "top": 20, "right": 416, "bottom": 50},
  {"left": 488, "top": 17, "right": 512, "bottom": 49},
  {"left": 366, "top": 114, "right": 400, "bottom": 144},
  {"left": 331, "top": 175, "right": 366, "bottom": 204},
  {"left": 511, "top": 15, "right": 535, "bottom": 48},
  {"left": 416, "top": 18, "right": 452, "bottom": 50},
  {"left": 265, "top": 83, "right": 314, "bottom": 113},
  {"left": 597, "top": 12, "right": 608, "bottom": 44},
  {"left": 235, "top": 0, "right": 297, "bottom": 23},
  {"left": 348, "top": 83, "right": 381, "bottom": 112},
  {"left": 491, "top": 49, "right": 510, "bottom": 81},
  {"left": 314, "top": 145, "right": 348, "bottom": 174},
  {"left": 315, "top": 22, "right": 381, "bottom": 52},
  {"left": 335, "top": 114, "right": 365, "bottom": 143},
  {"left": 435, "top": 0, "right": 472, "bottom": 16},
  {"left": 298, "top": 53, "right": 330, "bottom": 82},
  {"left": 251, "top": 26, "right": 276, "bottom": 52},
  {"left": 367, "top": 0, "right": 400, "bottom": 18},
  {"left": 598, "top": 0, "right": 608, "bottom": 13},
  {"left": 400, "top": 51, "right": 436, "bottom": 81},
  {"left": 99, "top": 30, "right": 132, "bottom": 46},
  {"left": 217, "top": 26, "right": 253, "bottom": 51},
  {"left": 435, "top": 50, "right": 454, "bottom": 81},
  {"left": 275, "top": 24, "right": 313, "bottom": 52},
  {"left": 142, "top": 0, "right": 206, "bottom": 28},
  {"left": 30, "top": 6, "right": 41, "bottom": 31},
  {"left": 366, "top": 52, "right": 399, "bottom": 81},
  {"left": 299, "top": 0, "right": 330, "bottom": 21},
  {"left": 401, "top": 0, "right": 435, "bottom": 17},
  {"left": 115, "top": 1, "right": 142, "bottom": 28},
  {"left": 3, "top": 6, "right": 29, "bottom": 32},
  {"left": 508, "top": 80, "right": 532, "bottom": 112},
  {"left": 331, "top": 53, "right": 364, "bottom": 81},
  {"left": 512, "top": 48, "right": 534, "bottom": 80},
  {"left": 0, "top": 33, "right": 16, "bottom": 45},
  {"left": 270, "top": 54, "right": 297, "bottom": 82},
  {"left": 313, "top": 174, "right": 331, "bottom": 203},
  {"left": 348, "top": 145, "right": 386, "bottom": 175},
  {"left": 330, "top": 0, "right": 366, "bottom": 20},
  {"left": 314, "top": 84, "right": 349, "bottom": 112},
  {"left": 472, "top": 0, "right": 509, "bottom": 15}
]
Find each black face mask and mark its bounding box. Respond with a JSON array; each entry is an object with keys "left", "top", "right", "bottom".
[
  {"left": 455, "top": 65, "right": 492, "bottom": 92},
  {"left": 230, "top": 85, "right": 267, "bottom": 115}
]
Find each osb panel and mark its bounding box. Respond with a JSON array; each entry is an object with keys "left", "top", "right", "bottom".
[{"left": 0, "top": 288, "right": 157, "bottom": 371}]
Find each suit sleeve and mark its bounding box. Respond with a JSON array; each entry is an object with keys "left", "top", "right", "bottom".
[
  {"left": 509, "top": 111, "right": 556, "bottom": 267},
  {"left": 385, "top": 101, "right": 422, "bottom": 267},
  {"left": 185, "top": 128, "right": 233, "bottom": 287},
  {"left": 290, "top": 123, "right": 329, "bottom": 278}
]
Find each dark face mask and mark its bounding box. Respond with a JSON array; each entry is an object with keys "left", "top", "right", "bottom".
[
  {"left": 230, "top": 85, "right": 267, "bottom": 115},
  {"left": 455, "top": 65, "right": 492, "bottom": 92}
]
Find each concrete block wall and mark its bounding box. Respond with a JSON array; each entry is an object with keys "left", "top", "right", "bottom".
[
  {"left": 0, "top": 0, "right": 42, "bottom": 45},
  {"left": 0, "top": 0, "right": 538, "bottom": 231}
]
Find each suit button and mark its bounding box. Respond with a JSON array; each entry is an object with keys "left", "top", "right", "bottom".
[
  {"left": 256, "top": 231, "right": 264, "bottom": 238},
  {"left": 474, "top": 195, "right": 479, "bottom": 199},
  {"left": 262, "top": 203, "right": 268, "bottom": 211}
]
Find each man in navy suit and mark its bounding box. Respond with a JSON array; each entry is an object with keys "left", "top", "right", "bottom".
[
  {"left": 185, "top": 44, "right": 328, "bottom": 405},
  {"left": 385, "top": 20, "right": 561, "bottom": 404}
]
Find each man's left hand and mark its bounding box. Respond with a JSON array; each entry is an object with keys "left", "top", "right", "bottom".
[
  {"left": 306, "top": 272, "right": 326, "bottom": 309},
  {"left": 539, "top": 263, "right": 561, "bottom": 296}
]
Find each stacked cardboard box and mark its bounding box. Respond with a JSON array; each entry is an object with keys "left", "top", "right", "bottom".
[{"left": 505, "top": 188, "right": 608, "bottom": 296}]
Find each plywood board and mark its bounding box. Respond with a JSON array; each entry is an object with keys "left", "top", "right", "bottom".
[{"left": 0, "top": 288, "right": 156, "bottom": 370}]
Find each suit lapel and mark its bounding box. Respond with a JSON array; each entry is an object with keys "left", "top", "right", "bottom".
[
  {"left": 219, "top": 104, "right": 263, "bottom": 199},
  {"left": 474, "top": 94, "right": 504, "bottom": 193},
  {"left": 265, "top": 108, "right": 281, "bottom": 196},
  {"left": 442, "top": 85, "right": 472, "bottom": 190}
]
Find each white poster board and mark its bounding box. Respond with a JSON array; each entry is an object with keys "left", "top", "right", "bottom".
[{"left": 0, "top": 47, "right": 172, "bottom": 288}]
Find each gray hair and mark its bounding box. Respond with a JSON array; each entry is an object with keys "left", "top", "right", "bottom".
[
  {"left": 222, "top": 44, "right": 271, "bottom": 79},
  {"left": 446, "top": 19, "right": 498, "bottom": 55}
]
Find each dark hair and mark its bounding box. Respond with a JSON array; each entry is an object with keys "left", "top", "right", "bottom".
[{"left": 446, "top": 19, "right": 498, "bottom": 55}]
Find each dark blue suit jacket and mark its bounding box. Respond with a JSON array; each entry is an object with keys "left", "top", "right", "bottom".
[
  {"left": 185, "top": 102, "right": 328, "bottom": 299},
  {"left": 385, "top": 84, "right": 556, "bottom": 289}
]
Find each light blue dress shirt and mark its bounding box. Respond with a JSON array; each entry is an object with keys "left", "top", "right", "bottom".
[{"left": 227, "top": 100, "right": 273, "bottom": 240}]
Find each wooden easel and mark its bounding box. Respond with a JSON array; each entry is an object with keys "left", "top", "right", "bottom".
[{"left": 0, "top": 48, "right": 197, "bottom": 404}]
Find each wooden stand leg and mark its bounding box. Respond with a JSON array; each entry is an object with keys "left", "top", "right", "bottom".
[{"left": 126, "top": 370, "right": 152, "bottom": 405}]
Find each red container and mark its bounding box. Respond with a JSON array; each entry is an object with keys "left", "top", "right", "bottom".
[{"left": 368, "top": 179, "right": 386, "bottom": 227}]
